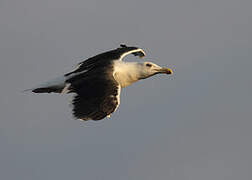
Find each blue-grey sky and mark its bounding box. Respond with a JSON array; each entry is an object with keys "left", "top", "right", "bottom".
[{"left": 0, "top": 0, "right": 252, "bottom": 179}]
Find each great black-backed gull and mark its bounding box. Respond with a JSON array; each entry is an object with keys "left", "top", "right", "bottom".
[{"left": 29, "top": 45, "right": 173, "bottom": 121}]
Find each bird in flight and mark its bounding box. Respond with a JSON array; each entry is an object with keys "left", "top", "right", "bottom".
[{"left": 29, "top": 45, "right": 173, "bottom": 121}]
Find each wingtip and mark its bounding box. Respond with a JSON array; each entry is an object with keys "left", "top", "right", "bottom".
[{"left": 120, "top": 44, "right": 128, "bottom": 48}]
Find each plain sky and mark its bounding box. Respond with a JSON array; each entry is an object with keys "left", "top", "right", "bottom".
[{"left": 0, "top": 0, "right": 252, "bottom": 179}]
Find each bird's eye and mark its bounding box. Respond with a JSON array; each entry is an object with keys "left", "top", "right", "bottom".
[{"left": 146, "top": 63, "right": 152, "bottom": 67}]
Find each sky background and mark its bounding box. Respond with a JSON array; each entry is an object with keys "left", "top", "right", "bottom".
[{"left": 0, "top": 0, "right": 252, "bottom": 179}]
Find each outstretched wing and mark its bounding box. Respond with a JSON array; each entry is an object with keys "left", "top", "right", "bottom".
[
  {"left": 66, "top": 65, "right": 121, "bottom": 121},
  {"left": 65, "top": 45, "right": 145, "bottom": 76},
  {"left": 63, "top": 45, "right": 145, "bottom": 121}
]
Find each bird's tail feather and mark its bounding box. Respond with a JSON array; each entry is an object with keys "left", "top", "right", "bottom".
[
  {"left": 31, "top": 87, "right": 63, "bottom": 93},
  {"left": 24, "top": 75, "right": 67, "bottom": 94}
]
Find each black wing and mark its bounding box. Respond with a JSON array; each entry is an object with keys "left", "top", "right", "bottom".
[
  {"left": 66, "top": 65, "right": 120, "bottom": 121},
  {"left": 65, "top": 45, "right": 145, "bottom": 76}
]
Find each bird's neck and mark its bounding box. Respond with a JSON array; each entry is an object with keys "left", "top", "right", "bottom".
[{"left": 113, "top": 61, "right": 141, "bottom": 88}]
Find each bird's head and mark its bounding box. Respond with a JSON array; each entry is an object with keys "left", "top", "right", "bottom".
[{"left": 138, "top": 62, "right": 173, "bottom": 79}]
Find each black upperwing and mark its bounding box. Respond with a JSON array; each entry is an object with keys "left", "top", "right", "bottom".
[
  {"left": 65, "top": 45, "right": 145, "bottom": 76},
  {"left": 67, "top": 64, "right": 120, "bottom": 121},
  {"left": 63, "top": 45, "right": 145, "bottom": 121}
]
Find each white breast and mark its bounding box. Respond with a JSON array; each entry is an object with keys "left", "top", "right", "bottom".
[{"left": 113, "top": 61, "right": 141, "bottom": 88}]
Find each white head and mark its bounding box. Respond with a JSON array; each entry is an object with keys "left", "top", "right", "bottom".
[
  {"left": 137, "top": 62, "right": 173, "bottom": 79},
  {"left": 113, "top": 61, "right": 173, "bottom": 88}
]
